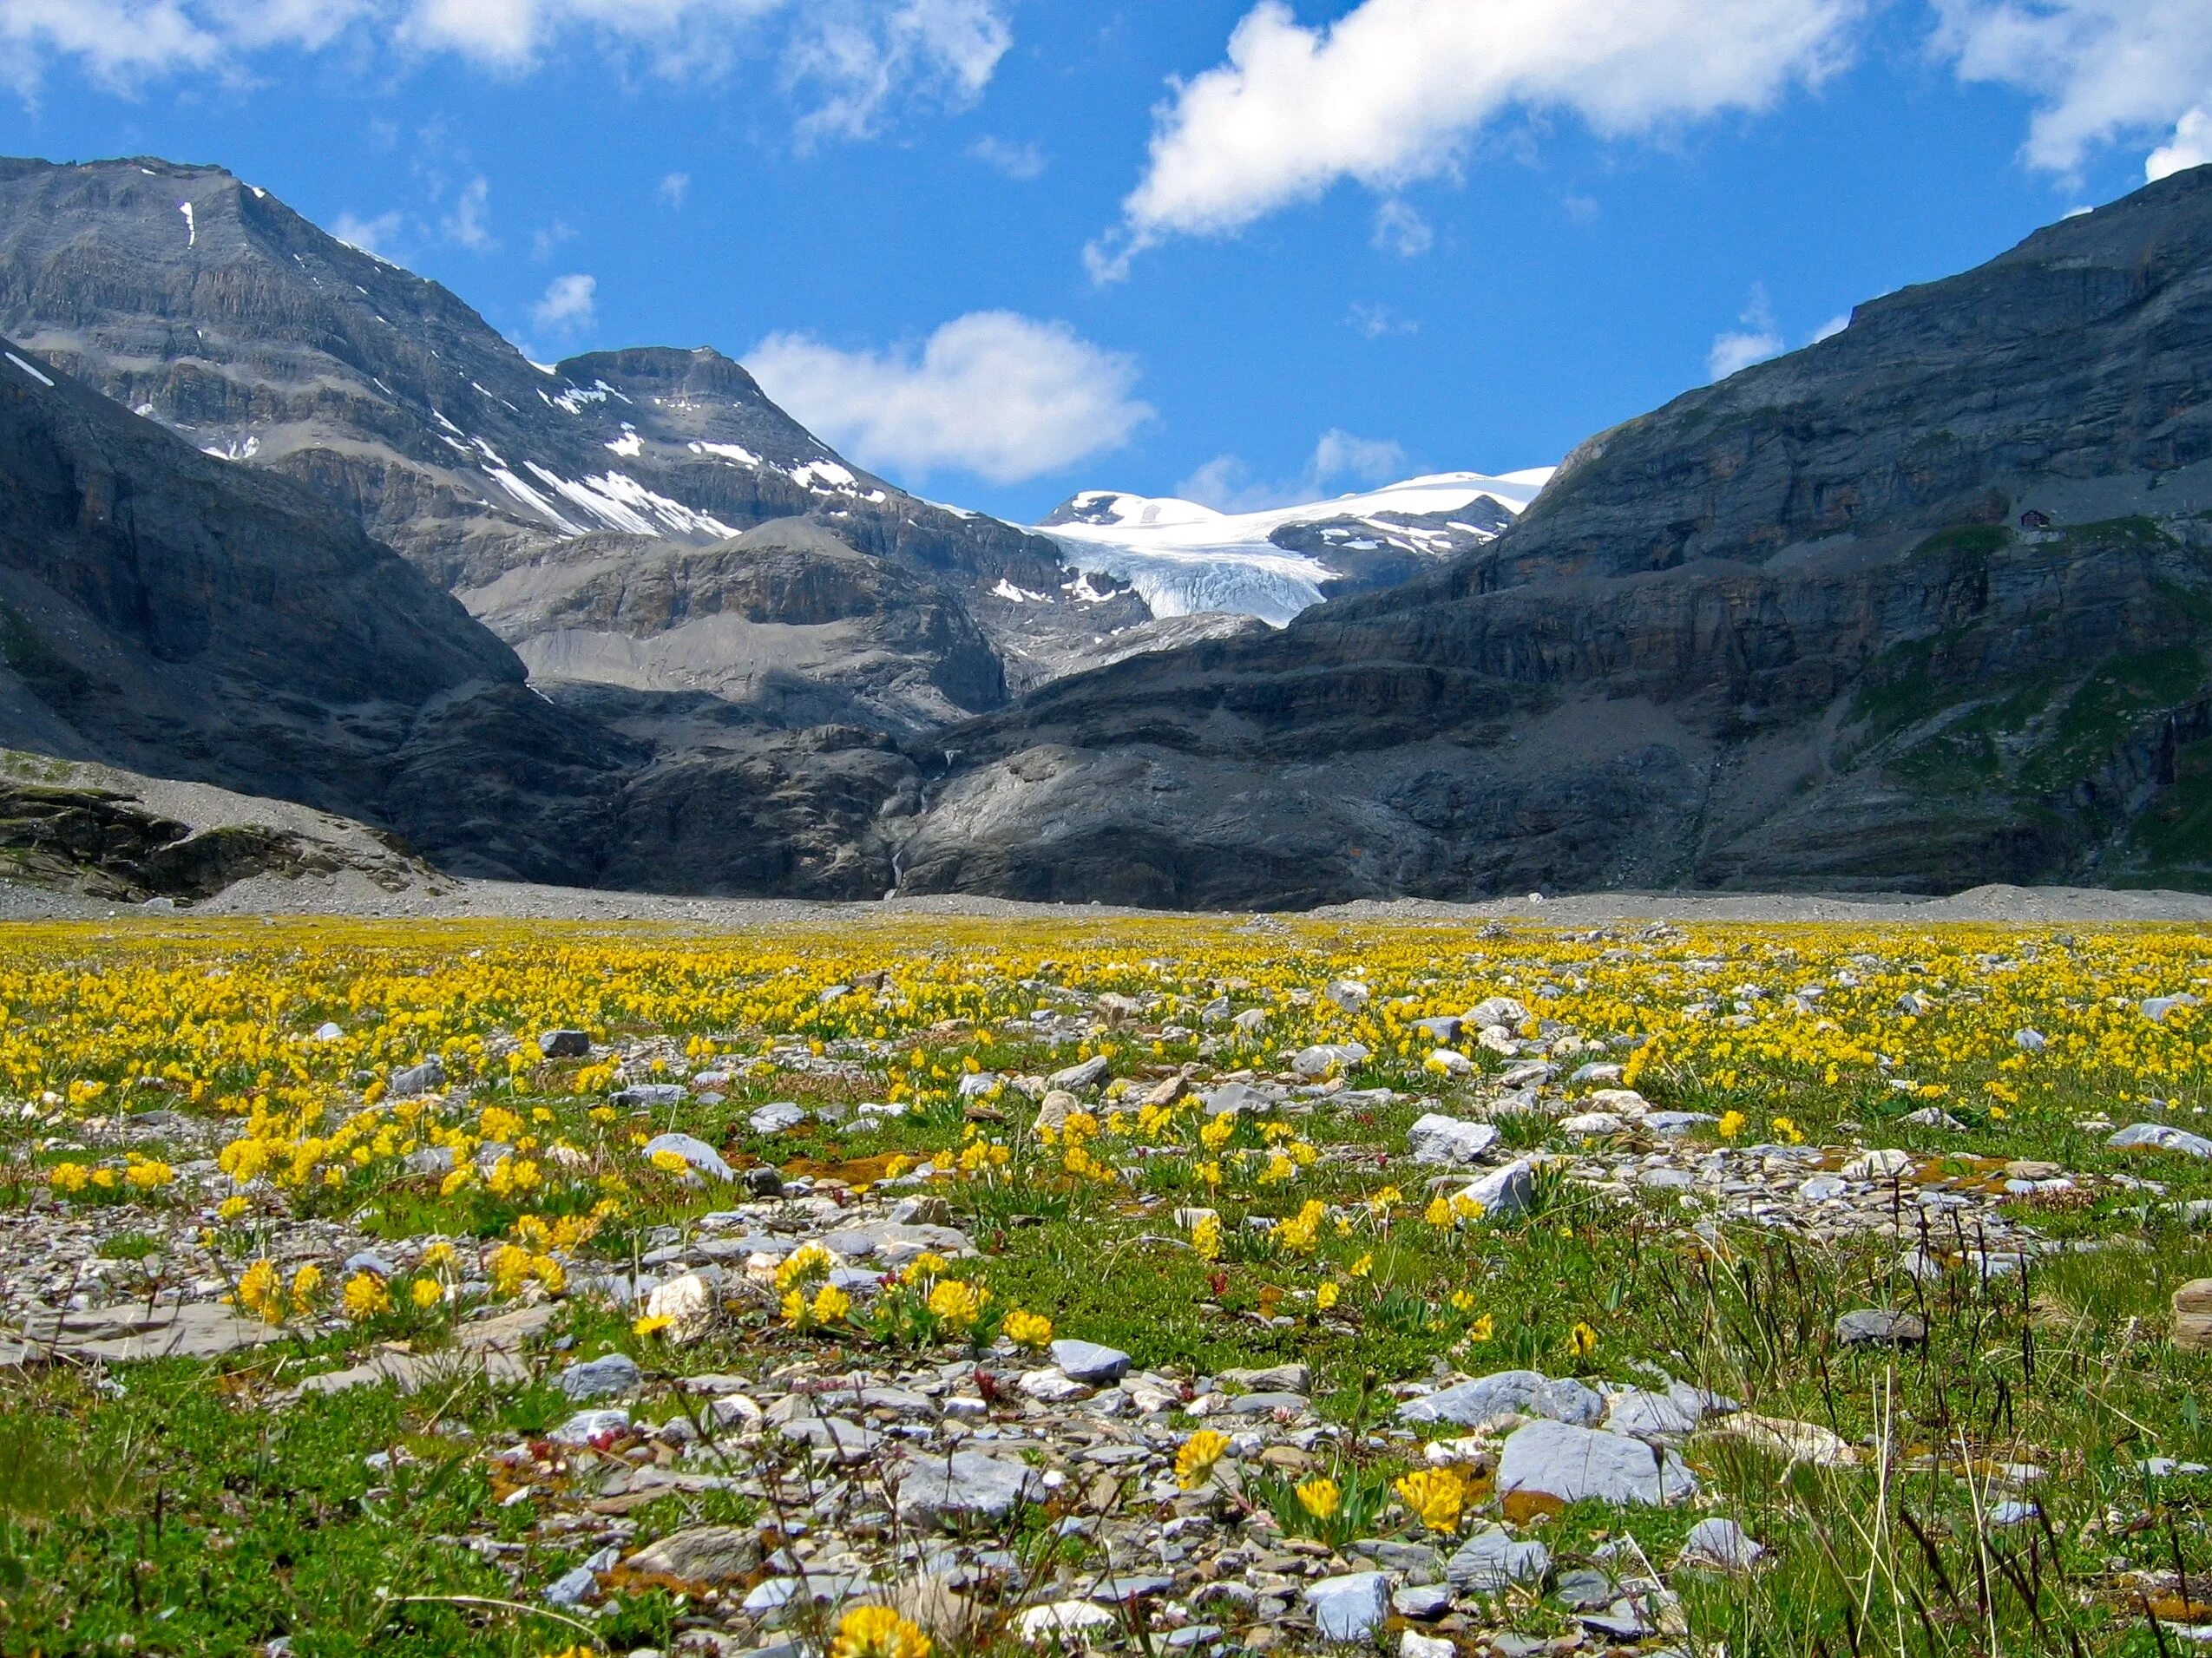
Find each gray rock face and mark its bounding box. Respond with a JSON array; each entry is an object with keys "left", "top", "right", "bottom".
[
  {"left": 1303, "top": 1571, "right": 1390, "bottom": 1642},
  {"left": 559, "top": 1352, "right": 642, "bottom": 1401},
  {"left": 1495, "top": 1419, "right": 1698, "bottom": 1506},
  {"left": 0, "top": 155, "right": 1169, "bottom": 903},
  {"left": 2109, "top": 1122, "right": 2212, "bottom": 1157},
  {"left": 1049, "top": 1339, "right": 1132, "bottom": 1384},
  {"left": 898, "top": 167, "right": 2212, "bottom": 908},
  {"left": 1397, "top": 1370, "right": 1605, "bottom": 1429},
  {"left": 895, "top": 1451, "right": 1044, "bottom": 1526},
  {"left": 0, "top": 328, "right": 621, "bottom": 887},
  {"left": 1447, "top": 1527, "right": 1552, "bottom": 1590},
  {"left": 641, "top": 1133, "right": 734, "bottom": 1183},
  {"left": 624, "top": 1525, "right": 764, "bottom": 1583},
  {"left": 1407, "top": 1114, "right": 1503, "bottom": 1167}
]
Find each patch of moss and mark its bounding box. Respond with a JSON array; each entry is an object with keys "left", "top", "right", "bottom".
[
  {"left": 2124, "top": 735, "right": 2212, "bottom": 872},
  {"left": 2018, "top": 646, "right": 2209, "bottom": 794},
  {"left": 0, "top": 601, "right": 98, "bottom": 708},
  {"left": 1912, "top": 524, "right": 2012, "bottom": 561}
]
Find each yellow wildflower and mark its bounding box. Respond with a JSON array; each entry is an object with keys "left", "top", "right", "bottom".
[
  {"left": 1175, "top": 1428, "right": 1231, "bottom": 1491},
  {"left": 1296, "top": 1476, "right": 1342, "bottom": 1521},
  {"left": 1395, "top": 1468, "right": 1467, "bottom": 1534},
  {"left": 237, "top": 1258, "right": 283, "bottom": 1324},
  {"left": 342, "top": 1272, "right": 392, "bottom": 1321},
  {"left": 1003, "top": 1309, "right": 1053, "bottom": 1349},
  {"left": 830, "top": 1606, "right": 932, "bottom": 1658}
]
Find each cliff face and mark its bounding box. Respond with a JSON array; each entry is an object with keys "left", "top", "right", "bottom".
[
  {"left": 899, "top": 167, "right": 2212, "bottom": 907},
  {"left": 0, "top": 333, "right": 638, "bottom": 884}
]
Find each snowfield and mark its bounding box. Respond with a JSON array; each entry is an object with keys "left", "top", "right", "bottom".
[{"left": 1039, "top": 469, "right": 1556, "bottom": 626}]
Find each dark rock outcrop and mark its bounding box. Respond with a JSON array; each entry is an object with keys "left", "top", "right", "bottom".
[{"left": 901, "top": 167, "right": 2212, "bottom": 906}]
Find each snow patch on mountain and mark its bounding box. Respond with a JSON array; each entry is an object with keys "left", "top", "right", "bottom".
[{"left": 1039, "top": 469, "right": 1554, "bottom": 626}]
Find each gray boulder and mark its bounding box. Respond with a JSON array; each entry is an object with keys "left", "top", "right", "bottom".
[
  {"left": 1447, "top": 1526, "right": 1552, "bottom": 1591},
  {"left": 2109, "top": 1122, "right": 2212, "bottom": 1157},
  {"left": 1050, "top": 1339, "right": 1132, "bottom": 1384},
  {"left": 1398, "top": 1370, "right": 1604, "bottom": 1429},
  {"left": 642, "top": 1132, "right": 735, "bottom": 1183},
  {"left": 560, "top": 1352, "right": 642, "bottom": 1401},
  {"left": 1457, "top": 1158, "right": 1537, "bottom": 1221},
  {"left": 1303, "top": 1571, "right": 1390, "bottom": 1642},
  {"left": 896, "top": 1451, "right": 1045, "bottom": 1526},
  {"left": 1407, "top": 1113, "right": 1501, "bottom": 1167},
  {"left": 624, "top": 1525, "right": 764, "bottom": 1583},
  {"left": 1495, "top": 1419, "right": 1697, "bottom": 1506},
  {"left": 388, "top": 1057, "right": 445, "bottom": 1098}
]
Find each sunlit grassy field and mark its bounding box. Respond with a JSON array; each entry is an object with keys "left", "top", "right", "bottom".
[{"left": 3, "top": 915, "right": 2211, "bottom": 1657}]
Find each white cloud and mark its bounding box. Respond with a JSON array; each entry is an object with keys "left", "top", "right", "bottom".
[
  {"left": 785, "top": 0, "right": 1012, "bottom": 146},
  {"left": 1932, "top": 1, "right": 2212, "bottom": 175},
  {"left": 1346, "top": 302, "right": 1417, "bottom": 338},
  {"left": 1370, "top": 198, "right": 1433, "bottom": 257},
  {"left": 0, "top": 1, "right": 1014, "bottom": 143},
  {"left": 1178, "top": 429, "right": 1410, "bottom": 512},
  {"left": 745, "top": 311, "right": 1152, "bottom": 486},
  {"left": 531, "top": 218, "right": 575, "bottom": 260},
  {"left": 331, "top": 207, "right": 403, "bottom": 258},
  {"left": 532, "top": 272, "right": 597, "bottom": 332},
  {"left": 1809, "top": 311, "right": 1851, "bottom": 343},
  {"left": 659, "top": 170, "right": 692, "bottom": 206},
  {"left": 969, "top": 134, "right": 1047, "bottom": 179},
  {"left": 442, "top": 174, "right": 495, "bottom": 251},
  {"left": 1708, "top": 284, "right": 1785, "bottom": 381},
  {"left": 2148, "top": 102, "right": 2212, "bottom": 180},
  {"left": 1091, "top": 0, "right": 1864, "bottom": 276}
]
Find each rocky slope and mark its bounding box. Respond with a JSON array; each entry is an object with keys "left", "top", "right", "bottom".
[{"left": 899, "top": 166, "right": 2212, "bottom": 907}]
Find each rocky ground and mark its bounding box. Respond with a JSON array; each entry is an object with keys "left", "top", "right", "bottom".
[{"left": 6, "top": 914, "right": 2210, "bottom": 1655}]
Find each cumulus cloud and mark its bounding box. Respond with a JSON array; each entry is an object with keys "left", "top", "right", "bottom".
[
  {"left": 331, "top": 207, "right": 404, "bottom": 258},
  {"left": 659, "top": 171, "right": 692, "bottom": 206},
  {"left": 1346, "top": 302, "right": 1417, "bottom": 338},
  {"left": 441, "top": 174, "right": 495, "bottom": 251},
  {"left": 1932, "top": 1, "right": 2212, "bottom": 176},
  {"left": 1708, "top": 284, "right": 1785, "bottom": 382},
  {"left": 1178, "top": 429, "right": 1410, "bottom": 513},
  {"left": 2148, "top": 103, "right": 2212, "bottom": 180},
  {"left": 969, "top": 135, "right": 1047, "bottom": 179},
  {"left": 0, "top": 0, "right": 1014, "bottom": 141},
  {"left": 1089, "top": 0, "right": 1864, "bottom": 277},
  {"left": 785, "top": 0, "right": 1012, "bottom": 145},
  {"left": 531, "top": 272, "right": 598, "bottom": 332},
  {"left": 745, "top": 312, "right": 1152, "bottom": 486},
  {"left": 1370, "top": 199, "right": 1433, "bottom": 257}
]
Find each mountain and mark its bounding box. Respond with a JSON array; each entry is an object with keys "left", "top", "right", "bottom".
[
  {"left": 0, "top": 154, "right": 1150, "bottom": 704},
  {"left": 1039, "top": 470, "right": 1552, "bottom": 626},
  {"left": 897, "top": 166, "right": 2212, "bottom": 908},
  {"left": 0, "top": 332, "right": 633, "bottom": 884}
]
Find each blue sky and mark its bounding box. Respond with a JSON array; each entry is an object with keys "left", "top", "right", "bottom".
[{"left": 0, "top": 1, "right": 2206, "bottom": 522}]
